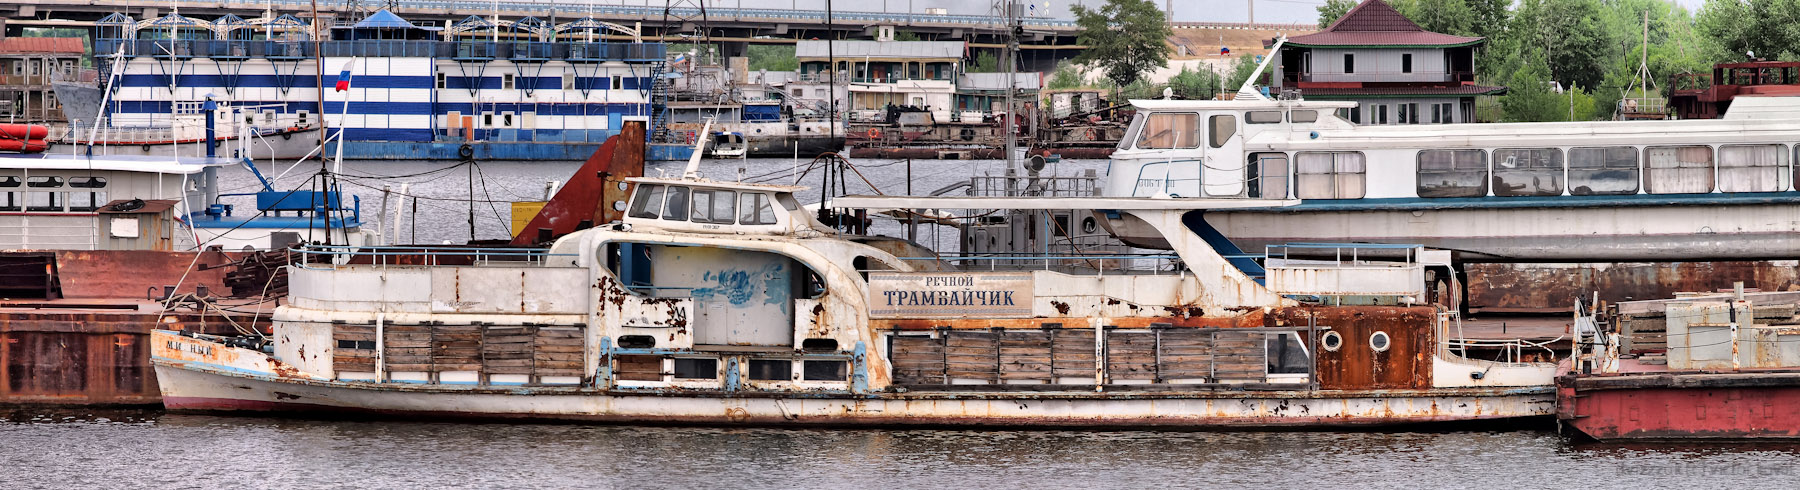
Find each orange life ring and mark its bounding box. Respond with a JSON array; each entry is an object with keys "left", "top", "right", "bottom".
[
  {"left": 869, "top": 128, "right": 882, "bottom": 139},
  {"left": 1084, "top": 128, "right": 1097, "bottom": 140}
]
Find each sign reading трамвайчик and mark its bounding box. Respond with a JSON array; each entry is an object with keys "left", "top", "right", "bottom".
[{"left": 867, "top": 272, "right": 1034, "bottom": 318}]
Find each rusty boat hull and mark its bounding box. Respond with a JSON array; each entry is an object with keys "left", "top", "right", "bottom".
[
  {"left": 1557, "top": 371, "right": 1800, "bottom": 440},
  {"left": 154, "top": 331, "right": 1554, "bottom": 427}
]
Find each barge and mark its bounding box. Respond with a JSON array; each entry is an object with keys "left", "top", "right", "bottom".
[{"left": 151, "top": 125, "right": 1560, "bottom": 427}]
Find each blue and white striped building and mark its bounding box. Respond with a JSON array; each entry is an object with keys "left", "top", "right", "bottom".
[{"left": 92, "top": 10, "right": 667, "bottom": 161}]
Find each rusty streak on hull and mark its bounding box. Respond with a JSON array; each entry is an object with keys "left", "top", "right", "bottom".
[
  {"left": 1, "top": 311, "right": 253, "bottom": 405},
  {"left": 1467, "top": 261, "right": 1800, "bottom": 313}
]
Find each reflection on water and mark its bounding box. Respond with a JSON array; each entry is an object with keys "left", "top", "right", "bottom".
[{"left": 2, "top": 409, "right": 1795, "bottom": 488}]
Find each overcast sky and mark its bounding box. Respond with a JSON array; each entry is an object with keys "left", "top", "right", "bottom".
[{"left": 621, "top": 0, "right": 1712, "bottom": 26}]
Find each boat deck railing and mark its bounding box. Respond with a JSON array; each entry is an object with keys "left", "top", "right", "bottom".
[
  {"left": 894, "top": 253, "right": 1189, "bottom": 275},
  {"left": 292, "top": 244, "right": 576, "bottom": 269}
]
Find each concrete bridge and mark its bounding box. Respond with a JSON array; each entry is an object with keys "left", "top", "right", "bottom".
[{"left": 0, "top": 0, "right": 1311, "bottom": 70}]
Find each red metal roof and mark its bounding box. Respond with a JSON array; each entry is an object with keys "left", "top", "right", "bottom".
[
  {"left": 0, "top": 37, "right": 86, "bottom": 55},
  {"left": 1288, "top": 0, "right": 1483, "bottom": 47},
  {"left": 1297, "top": 85, "right": 1507, "bottom": 97}
]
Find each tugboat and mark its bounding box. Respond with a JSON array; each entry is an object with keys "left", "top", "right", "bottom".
[{"left": 149, "top": 121, "right": 1560, "bottom": 427}]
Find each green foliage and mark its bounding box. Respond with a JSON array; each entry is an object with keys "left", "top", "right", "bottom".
[
  {"left": 894, "top": 30, "right": 923, "bottom": 42},
  {"left": 967, "top": 51, "right": 999, "bottom": 73},
  {"left": 1501, "top": 49, "right": 1569, "bottom": 122},
  {"left": 1465, "top": 0, "right": 1512, "bottom": 40},
  {"left": 1071, "top": 0, "right": 1172, "bottom": 88},
  {"left": 1317, "top": 0, "right": 1358, "bottom": 28},
  {"left": 746, "top": 44, "right": 798, "bottom": 72},
  {"left": 1168, "top": 66, "right": 1223, "bottom": 99},
  {"left": 1224, "top": 54, "right": 1260, "bottom": 93},
  {"left": 1391, "top": 0, "right": 1477, "bottom": 37},
  {"left": 1696, "top": 0, "right": 1800, "bottom": 61},
  {"left": 1047, "top": 62, "right": 1087, "bottom": 90}
]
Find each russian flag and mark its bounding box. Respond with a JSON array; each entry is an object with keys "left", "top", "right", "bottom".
[{"left": 334, "top": 59, "right": 354, "bottom": 91}]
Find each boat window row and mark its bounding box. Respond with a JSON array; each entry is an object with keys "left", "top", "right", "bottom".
[
  {"left": 1256, "top": 145, "right": 1797, "bottom": 200},
  {"left": 627, "top": 183, "right": 778, "bottom": 225},
  {"left": 1128, "top": 111, "right": 1317, "bottom": 150},
  {"left": 0, "top": 176, "right": 109, "bottom": 212}
]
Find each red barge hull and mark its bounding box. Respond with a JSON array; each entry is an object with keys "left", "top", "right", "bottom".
[{"left": 1557, "top": 371, "right": 1800, "bottom": 439}]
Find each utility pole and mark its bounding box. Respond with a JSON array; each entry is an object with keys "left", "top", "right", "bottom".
[{"left": 1002, "top": 0, "right": 1019, "bottom": 172}]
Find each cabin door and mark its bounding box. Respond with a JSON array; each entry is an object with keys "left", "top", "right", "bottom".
[{"left": 1202, "top": 112, "right": 1245, "bottom": 197}]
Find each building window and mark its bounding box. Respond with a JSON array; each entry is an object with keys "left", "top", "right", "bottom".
[
  {"left": 1717, "top": 144, "right": 1788, "bottom": 192},
  {"left": 1296, "top": 151, "right": 1366, "bottom": 199},
  {"left": 1401, "top": 53, "right": 1412, "bottom": 74},
  {"left": 502, "top": 73, "right": 515, "bottom": 90},
  {"left": 1407, "top": 103, "right": 1420, "bottom": 124},
  {"left": 436, "top": 72, "right": 446, "bottom": 89},
  {"left": 562, "top": 72, "right": 575, "bottom": 90},
  {"left": 1344, "top": 53, "right": 1355, "bottom": 74},
  {"left": 1645, "top": 145, "right": 1715, "bottom": 194},
  {"left": 1397, "top": 104, "right": 1410, "bottom": 124},
  {"left": 1438, "top": 103, "right": 1454, "bottom": 123},
  {"left": 1252, "top": 152, "right": 1289, "bottom": 199},
  {"left": 1418, "top": 149, "right": 1488, "bottom": 198},
  {"left": 1568, "top": 147, "right": 1640, "bottom": 195},
  {"left": 1375, "top": 105, "right": 1389, "bottom": 124},
  {"left": 1209, "top": 114, "right": 1237, "bottom": 148},
  {"left": 482, "top": 112, "right": 494, "bottom": 127},
  {"left": 611, "top": 75, "right": 623, "bottom": 90},
  {"left": 1134, "top": 113, "right": 1201, "bottom": 149},
  {"left": 793, "top": 88, "right": 804, "bottom": 97},
  {"left": 1492, "top": 148, "right": 1565, "bottom": 196},
  {"left": 502, "top": 112, "right": 514, "bottom": 127},
  {"left": 1349, "top": 107, "right": 1361, "bottom": 124}
]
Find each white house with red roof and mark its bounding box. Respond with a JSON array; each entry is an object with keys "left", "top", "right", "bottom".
[{"left": 1269, "top": 0, "right": 1504, "bottom": 124}]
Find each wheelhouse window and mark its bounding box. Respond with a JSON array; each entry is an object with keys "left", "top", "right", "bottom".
[
  {"left": 1209, "top": 114, "right": 1236, "bottom": 148},
  {"left": 1290, "top": 110, "right": 1319, "bottom": 123},
  {"left": 1645, "top": 145, "right": 1715, "bottom": 194},
  {"left": 662, "top": 186, "right": 691, "bottom": 221},
  {"left": 1568, "top": 147, "right": 1640, "bottom": 195},
  {"left": 1246, "top": 111, "right": 1283, "bottom": 124},
  {"left": 1717, "top": 144, "right": 1788, "bottom": 193},
  {"left": 1416, "top": 149, "right": 1488, "bottom": 198},
  {"left": 627, "top": 184, "right": 665, "bottom": 218},
  {"left": 1295, "top": 151, "right": 1366, "bottom": 199},
  {"left": 689, "top": 189, "right": 737, "bottom": 224},
  {"left": 1492, "top": 148, "right": 1564, "bottom": 197},
  {"left": 1134, "top": 113, "right": 1200, "bottom": 149},
  {"left": 738, "top": 192, "right": 777, "bottom": 225}
]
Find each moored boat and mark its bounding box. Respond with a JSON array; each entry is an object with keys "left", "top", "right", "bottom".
[{"left": 151, "top": 124, "right": 1561, "bottom": 427}]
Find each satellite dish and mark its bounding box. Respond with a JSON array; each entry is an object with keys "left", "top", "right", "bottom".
[{"left": 1025, "top": 154, "right": 1048, "bottom": 173}]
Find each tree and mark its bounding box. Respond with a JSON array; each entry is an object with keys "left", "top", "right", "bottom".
[
  {"left": 1465, "top": 0, "right": 1512, "bottom": 40},
  {"left": 1510, "top": 0, "right": 1613, "bottom": 89},
  {"left": 1047, "top": 62, "right": 1087, "bottom": 90},
  {"left": 1317, "top": 0, "right": 1358, "bottom": 28},
  {"left": 1697, "top": 0, "right": 1800, "bottom": 61},
  {"left": 746, "top": 44, "right": 798, "bottom": 72},
  {"left": 1391, "top": 0, "right": 1478, "bottom": 37},
  {"left": 1168, "top": 66, "right": 1223, "bottom": 99},
  {"left": 1071, "top": 0, "right": 1173, "bottom": 89},
  {"left": 1501, "top": 49, "right": 1567, "bottom": 122},
  {"left": 1223, "top": 54, "right": 1261, "bottom": 93},
  {"left": 966, "top": 51, "right": 999, "bottom": 73}
]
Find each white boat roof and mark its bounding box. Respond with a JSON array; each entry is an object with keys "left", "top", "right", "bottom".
[
  {"left": 0, "top": 153, "right": 235, "bottom": 174},
  {"left": 832, "top": 195, "right": 1299, "bottom": 211},
  {"left": 1129, "top": 99, "right": 1358, "bottom": 111},
  {"left": 629, "top": 176, "right": 804, "bottom": 193}
]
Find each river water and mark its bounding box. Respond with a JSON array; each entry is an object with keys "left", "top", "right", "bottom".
[
  {"left": 9, "top": 158, "right": 1791, "bottom": 487},
  {"left": 1, "top": 408, "right": 1796, "bottom": 488}
]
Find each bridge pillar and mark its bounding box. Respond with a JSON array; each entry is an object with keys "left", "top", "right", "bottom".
[{"left": 719, "top": 41, "right": 748, "bottom": 58}]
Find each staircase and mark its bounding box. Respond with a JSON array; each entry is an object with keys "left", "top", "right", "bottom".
[{"left": 646, "top": 59, "right": 673, "bottom": 143}]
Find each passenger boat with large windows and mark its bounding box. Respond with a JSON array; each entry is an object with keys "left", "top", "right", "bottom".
[{"left": 149, "top": 123, "right": 1561, "bottom": 427}]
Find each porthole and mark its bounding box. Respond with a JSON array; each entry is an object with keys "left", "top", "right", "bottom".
[
  {"left": 1081, "top": 216, "right": 1098, "bottom": 234},
  {"left": 1370, "top": 331, "right": 1391, "bottom": 352},
  {"left": 1321, "top": 331, "right": 1343, "bottom": 352}
]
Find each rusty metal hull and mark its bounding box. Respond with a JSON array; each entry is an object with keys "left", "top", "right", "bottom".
[
  {"left": 154, "top": 332, "right": 1555, "bottom": 428},
  {"left": 1466, "top": 261, "right": 1800, "bottom": 313},
  {"left": 1557, "top": 372, "right": 1800, "bottom": 440}
]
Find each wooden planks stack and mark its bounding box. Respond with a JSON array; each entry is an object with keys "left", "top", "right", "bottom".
[
  {"left": 1210, "top": 330, "right": 1267, "bottom": 381},
  {"left": 482, "top": 326, "right": 539, "bottom": 376},
  {"left": 534, "top": 327, "right": 585, "bottom": 377},
  {"left": 614, "top": 354, "right": 663, "bottom": 381},
  {"left": 1106, "top": 332, "right": 1157, "bottom": 381},
  {"left": 431, "top": 325, "right": 485, "bottom": 373},
  {"left": 332, "top": 324, "right": 377, "bottom": 373},
  {"left": 886, "top": 328, "right": 1276, "bottom": 386},
  {"left": 382, "top": 324, "right": 434, "bottom": 372}
]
